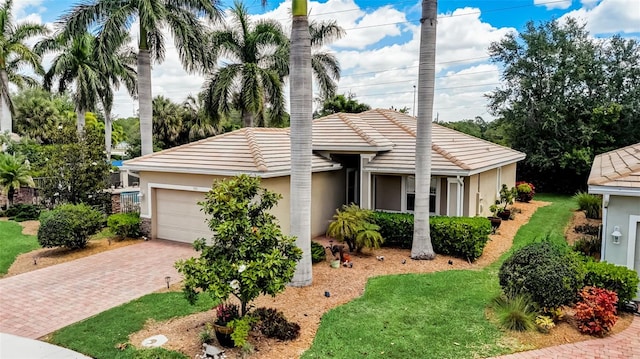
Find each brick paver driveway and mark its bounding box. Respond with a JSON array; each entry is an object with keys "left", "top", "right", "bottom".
[{"left": 0, "top": 240, "right": 196, "bottom": 339}]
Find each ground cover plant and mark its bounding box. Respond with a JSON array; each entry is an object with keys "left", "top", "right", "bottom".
[
  {"left": 0, "top": 220, "right": 39, "bottom": 275},
  {"left": 304, "top": 194, "right": 576, "bottom": 358},
  {"left": 48, "top": 292, "right": 214, "bottom": 359}
]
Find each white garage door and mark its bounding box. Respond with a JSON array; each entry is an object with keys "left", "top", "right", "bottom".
[{"left": 156, "top": 189, "right": 211, "bottom": 243}]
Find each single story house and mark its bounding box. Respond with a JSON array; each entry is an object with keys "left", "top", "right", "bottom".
[
  {"left": 588, "top": 142, "right": 640, "bottom": 299},
  {"left": 123, "top": 109, "right": 525, "bottom": 244}
]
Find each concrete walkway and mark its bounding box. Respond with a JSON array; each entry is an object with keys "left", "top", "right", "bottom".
[
  {"left": 0, "top": 240, "right": 196, "bottom": 339},
  {"left": 490, "top": 314, "right": 640, "bottom": 359},
  {"left": 0, "top": 333, "right": 91, "bottom": 359}
]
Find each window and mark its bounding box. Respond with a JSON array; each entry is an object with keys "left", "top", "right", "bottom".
[{"left": 405, "top": 176, "right": 437, "bottom": 213}]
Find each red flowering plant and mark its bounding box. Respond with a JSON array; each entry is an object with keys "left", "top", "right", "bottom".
[
  {"left": 515, "top": 181, "right": 536, "bottom": 202},
  {"left": 574, "top": 286, "right": 618, "bottom": 336},
  {"left": 215, "top": 303, "right": 240, "bottom": 326}
]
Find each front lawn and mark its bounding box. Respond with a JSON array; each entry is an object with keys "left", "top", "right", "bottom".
[
  {"left": 0, "top": 220, "right": 39, "bottom": 275},
  {"left": 48, "top": 292, "right": 214, "bottom": 359},
  {"left": 303, "top": 194, "right": 575, "bottom": 358}
]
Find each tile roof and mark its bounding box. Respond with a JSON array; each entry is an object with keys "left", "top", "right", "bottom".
[
  {"left": 124, "top": 109, "right": 526, "bottom": 176},
  {"left": 123, "top": 127, "right": 341, "bottom": 177},
  {"left": 588, "top": 142, "right": 640, "bottom": 190}
]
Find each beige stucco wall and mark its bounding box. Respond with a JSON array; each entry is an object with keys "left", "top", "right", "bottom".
[
  {"left": 502, "top": 163, "right": 517, "bottom": 188},
  {"left": 140, "top": 170, "right": 344, "bottom": 240},
  {"left": 472, "top": 164, "right": 518, "bottom": 217}
]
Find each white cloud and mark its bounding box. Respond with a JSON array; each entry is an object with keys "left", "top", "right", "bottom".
[
  {"left": 12, "top": 0, "right": 45, "bottom": 19},
  {"left": 534, "top": 0, "right": 572, "bottom": 10},
  {"left": 561, "top": 0, "right": 640, "bottom": 34}
]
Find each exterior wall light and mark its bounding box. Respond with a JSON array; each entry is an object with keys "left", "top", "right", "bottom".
[{"left": 611, "top": 226, "right": 622, "bottom": 244}]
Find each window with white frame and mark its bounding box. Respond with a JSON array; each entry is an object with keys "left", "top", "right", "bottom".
[{"left": 405, "top": 176, "right": 437, "bottom": 214}]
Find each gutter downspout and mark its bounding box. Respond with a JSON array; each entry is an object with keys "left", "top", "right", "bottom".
[{"left": 601, "top": 194, "right": 609, "bottom": 260}]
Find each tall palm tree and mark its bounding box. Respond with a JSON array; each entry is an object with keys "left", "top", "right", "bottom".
[
  {"left": 94, "top": 32, "right": 137, "bottom": 161},
  {"left": 202, "top": 1, "right": 287, "bottom": 128},
  {"left": 289, "top": 0, "right": 313, "bottom": 286},
  {"left": 0, "top": 0, "right": 48, "bottom": 134},
  {"left": 152, "top": 95, "right": 182, "bottom": 148},
  {"left": 61, "top": 0, "right": 221, "bottom": 156},
  {"left": 40, "top": 32, "right": 103, "bottom": 133},
  {"left": 411, "top": 0, "right": 437, "bottom": 260},
  {"left": 0, "top": 152, "right": 34, "bottom": 208},
  {"left": 274, "top": 19, "right": 344, "bottom": 101}
]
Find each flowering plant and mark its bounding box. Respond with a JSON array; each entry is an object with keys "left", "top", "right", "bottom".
[
  {"left": 515, "top": 181, "right": 536, "bottom": 202},
  {"left": 215, "top": 303, "right": 240, "bottom": 326}
]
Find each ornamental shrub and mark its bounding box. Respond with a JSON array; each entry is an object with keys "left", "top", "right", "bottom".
[
  {"left": 176, "top": 175, "right": 302, "bottom": 317},
  {"left": 492, "top": 294, "right": 537, "bottom": 331},
  {"left": 326, "top": 204, "right": 383, "bottom": 252},
  {"left": 107, "top": 212, "right": 141, "bottom": 239},
  {"left": 37, "top": 203, "right": 104, "bottom": 249},
  {"left": 515, "top": 181, "right": 535, "bottom": 202},
  {"left": 583, "top": 261, "right": 639, "bottom": 305},
  {"left": 499, "top": 241, "right": 584, "bottom": 308},
  {"left": 370, "top": 212, "right": 492, "bottom": 262},
  {"left": 573, "top": 192, "right": 601, "bottom": 219},
  {"left": 574, "top": 286, "right": 618, "bottom": 336},
  {"left": 3, "top": 203, "right": 41, "bottom": 222},
  {"left": 311, "top": 241, "right": 326, "bottom": 263}
]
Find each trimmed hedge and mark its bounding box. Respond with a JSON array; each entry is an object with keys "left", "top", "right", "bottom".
[
  {"left": 2, "top": 204, "right": 41, "bottom": 222},
  {"left": 37, "top": 204, "right": 104, "bottom": 249},
  {"left": 370, "top": 211, "right": 492, "bottom": 262},
  {"left": 499, "top": 242, "right": 584, "bottom": 308},
  {"left": 107, "top": 212, "right": 141, "bottom": 239},
  {"left": 583, "top": 261, "right": 639, "bottom": 304}
]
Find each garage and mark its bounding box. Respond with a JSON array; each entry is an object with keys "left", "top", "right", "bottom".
[{"left": 155, "top": 189, "right": 211, "bottom": 243}]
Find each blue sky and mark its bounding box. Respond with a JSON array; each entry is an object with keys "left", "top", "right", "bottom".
[{"left": 13, "top": 0, "right": 640, "bottom": 120}]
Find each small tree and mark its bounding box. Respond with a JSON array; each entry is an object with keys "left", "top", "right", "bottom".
[
  {"left": 0, "top": 152, "right": 35, "bottom": 208},
  {"left": 176, "top": 175, "right": 302, "bottom": 316}
]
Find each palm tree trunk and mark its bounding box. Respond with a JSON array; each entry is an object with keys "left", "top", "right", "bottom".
[
  {"left": 289, "top": 0, "right": 313, "bottom": 287},
  {"left": 242, "top": 109, "right": 253, "bottom": 128},
  {"left": 77, "top": 108, "right": 86, "bottom": 134},
  {"left": 104, "top": 107, "right": 113, "bottom": 162},
  {"left": 0, "top": 70, "right": 13, "bottom": 134},
  {"left": 411, "top": 0, "right": 437, "bottom": 260},
  {"left": 7, "top": 187, "right": 14, "bottom": 208},
  {"left": 138, "top": 48, "right": 153, "bottom": 155}
]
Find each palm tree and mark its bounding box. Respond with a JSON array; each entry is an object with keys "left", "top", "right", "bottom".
[
  {"left": 152, "top": 95, "right": 183, "bottom": 148},
  {"left": 61, "top": 0, "right": 221, "bottom": 156},
  {"left": 182, "top": 94, "right": 216, "bottom": 141},
  {"left": 289, "top": 0, "right": 313, "bottom": 286},
  {"left": 274, "top": 19, "right": 344, "bottom": 101},
  {"left": 202, "top": 1, "right": 287, "bottom": 128},
  {"left": 0, "top": 0, "right": 48, "bottom": 134},
  {"left": 0, "top": 152, "right": 34, "bottom": 208},
  {"left": 411, "top": 0, "right": 437, "bottom": 260},
  {"left": 40, "top": 32, "right": 103, "bottom": 133}
]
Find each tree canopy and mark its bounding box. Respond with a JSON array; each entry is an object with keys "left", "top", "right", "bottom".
[
  {"left": 488, "top": 18, "right": 640, "bottom": 193},
  {"left": 313, "top": 92, "right": 371, "bottom": 118}
]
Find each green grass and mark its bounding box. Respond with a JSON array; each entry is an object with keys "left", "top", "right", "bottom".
[
  {"left": 48, "top": 292, "right": 215, "bottom": 359},
  {"left": 0, "top": 220, "right": 39, "bottom": 275},
  {"left": 303, "top": 194, "right": 575, "bottom": 359}
]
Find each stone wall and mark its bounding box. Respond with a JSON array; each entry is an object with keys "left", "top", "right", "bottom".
[
  {"left": 141, "top": 217, "right": 151, "bottom": 239},
  {"left": 0, "top": 187, "right": 37, "bottom": 209}
]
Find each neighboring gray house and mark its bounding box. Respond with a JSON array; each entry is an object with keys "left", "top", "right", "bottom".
[
  {"left": 123, "top": 109, "right": 525, "bottom": 244},
  {"left": 588, "top": 142, "right": 640, "bottom": 299}
]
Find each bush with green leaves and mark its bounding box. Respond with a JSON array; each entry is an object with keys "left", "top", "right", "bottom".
[
  {"left": 107, "top": 212, "right": 141, "bottom": 239},
  {"left": 326, "top": 204, "right": 383, "bottom": 252},
  {"left": 492, "top": 294, "right": 537, "bottom": 331},
  {"left": 515, "top": 181, "right": 535, "bottom": 202},
  {"left": 499, "top": 241, "right": 584, "bottom": 308},
  {"left": 573, "top": 192, "right": 601, "bottom": 219},
  {"left": 311, "top": 241, "right": 326, "bottom": 263},
  {"left": 2, "top": 203, "right": 41, "bottom": 222},
  {"left": 583, "top": 261, "right": 639, "bottom": 305},
  {"left": 176, "top": 175, "right": 302, "bottom": 318},
  {"left": 37, "top": 204, "right": 104, "bottom": 249},
  {"left": 370, "top": 212, "right": 492, "bottom": 262},
  {"left": 252, "top": 307, "right": 301, "bottom": 341},
  {"left": 571, "top": 236, "right": 601, "bottom": 258}
]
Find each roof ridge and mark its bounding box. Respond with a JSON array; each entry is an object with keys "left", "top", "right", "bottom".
[
  {"left": 377, "top": 109, "right": 416, "bottom": 137},
  {"left": 244, "top": 128, "right": 268, "bottom": 172},
  {"left": 431, "top": 142, "right": 471, "bottom": 170},
  {"left": 337, "top": 113, "right": 379, "bottom": 146}
]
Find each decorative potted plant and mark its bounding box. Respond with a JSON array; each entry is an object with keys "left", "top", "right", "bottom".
[
  {"left": 213, "top": 303, "right": 240, "bottom": 347},
  {"left": 498, "top": 184, "right": 517, "bottom": 220},
  {"left": 516, "top": 181, "right": 535, "bottom": 202},
  {"left": 488, "top": 203, "right": 502, "bottom": 232}
]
